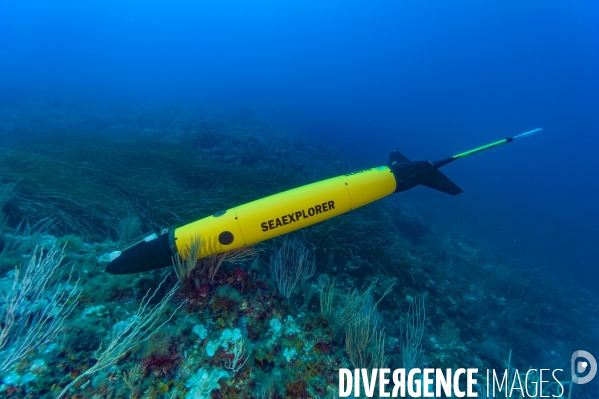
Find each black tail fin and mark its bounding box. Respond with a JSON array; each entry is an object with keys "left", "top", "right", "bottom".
[
  {"left": 420, "top": 169, "right": 463, "bottom": 196},
  {"left": 388, "top": 151, "right": 410, "bottom": 165}
]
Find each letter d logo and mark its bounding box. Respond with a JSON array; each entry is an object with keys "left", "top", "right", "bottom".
[{"left": 571, "top": 350, "right": 597, "bottom": 384}]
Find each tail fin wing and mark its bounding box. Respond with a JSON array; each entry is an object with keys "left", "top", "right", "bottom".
[
  {"left": 421, "top": 169, "right": 463, "bottom": 196},
  {"left": 388, "top": 151, "right": 410, "bottom": 165}
]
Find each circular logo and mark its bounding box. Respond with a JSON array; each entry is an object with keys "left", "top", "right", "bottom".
[{"left": 571, "top": 350, "right": 597, "bottom": 384}]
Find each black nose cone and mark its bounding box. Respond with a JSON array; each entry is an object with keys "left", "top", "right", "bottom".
[{"left": 105, "top": 233, "right": 174, "bottom": 275}]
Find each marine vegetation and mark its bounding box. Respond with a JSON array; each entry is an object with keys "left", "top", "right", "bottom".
[{"left": 0, "top": 103, "right": 597, "bottom": 398}]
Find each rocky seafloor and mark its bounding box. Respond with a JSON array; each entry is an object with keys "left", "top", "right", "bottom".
[{"left": 0, "top": 100, "right": 597, "bottom": 398}]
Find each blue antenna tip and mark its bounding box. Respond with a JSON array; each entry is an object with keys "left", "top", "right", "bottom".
[{"left": 513, "top": 128, "right": 543, "bottom": 140}]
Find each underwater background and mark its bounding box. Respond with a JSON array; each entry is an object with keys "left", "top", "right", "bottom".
[{"left": 0, "top": 0, "right": 598, "bottom": 398}]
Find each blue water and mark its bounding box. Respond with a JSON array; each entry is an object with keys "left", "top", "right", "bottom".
[
  {"left": 2, "top": 2, "right": 597, "bottom": 279},
  {"left": 11, "top": 0, "right": 593, "bottom": 290},
  {"left": 1, "top": 1, "right": 598, "bottom": 396},
  {"left": 1, "top": 0, "right": 597, "bottom": 298}
]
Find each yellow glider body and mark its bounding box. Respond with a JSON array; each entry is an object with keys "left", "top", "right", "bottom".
[
  {"left": 173, "top": 166, "right": 397, "bottom": 259},
  {"left": 108, "top": 129, "right": 542, "bottom": 275}
]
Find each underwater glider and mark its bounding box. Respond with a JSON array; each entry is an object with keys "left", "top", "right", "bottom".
[{"left": 106, "top": 128, "right": 543, "bottom": 275}]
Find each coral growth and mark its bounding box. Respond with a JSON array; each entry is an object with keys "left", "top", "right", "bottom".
[{"left": 0, "top": 105, "right": 597, "bottom": 398}]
